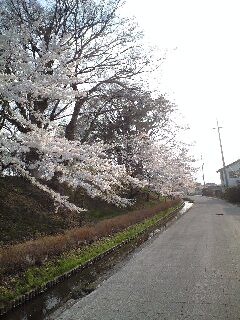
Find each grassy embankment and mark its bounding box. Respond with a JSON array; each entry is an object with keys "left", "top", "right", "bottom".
[
  {"left": 0, "top": 202, "right": 182, "bottom": 305},
  {"left": 0, "top": 176, "right": 163, "bottom": 245},
  {"left": 0, "top": 176, "right": 182, "bottom": 306}
]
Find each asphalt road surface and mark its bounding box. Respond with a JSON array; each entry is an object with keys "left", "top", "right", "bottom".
[{"left": 51, "top": 196, "right": 240, "bottom": 320}]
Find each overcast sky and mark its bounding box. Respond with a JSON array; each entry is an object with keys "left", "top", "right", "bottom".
[{"left": 122, "top": 0, "right": 239, "bottom": 184}]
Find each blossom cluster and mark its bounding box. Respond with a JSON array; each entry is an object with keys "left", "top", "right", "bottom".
[{"left": 0, "top": 126, "right": 144, "bottom": 210}]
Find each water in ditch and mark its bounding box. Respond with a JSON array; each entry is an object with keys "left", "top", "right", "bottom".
[{"left": 1, "top": 201, "right": 193, "bottom": 320}]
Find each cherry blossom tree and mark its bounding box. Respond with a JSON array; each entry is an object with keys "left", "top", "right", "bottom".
[
  {"left": 0, "top": 0, "right": 195, "bottom": 212},
  {"left": 0, "top": 0, "right": 150, "bottom": 139},
  {"left": 75, "top": 87, "right": 180, "bottom": 174},
  {"left": 0, "top": 0, "right": 151, "bottom": 210},
  {"left": 128, "top": 134, "right": 196, "bottom": 197}
]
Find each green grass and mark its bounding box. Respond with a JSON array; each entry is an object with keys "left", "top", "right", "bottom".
[{"left": 0, "top": 203, "right": 182, "bottom": 305}]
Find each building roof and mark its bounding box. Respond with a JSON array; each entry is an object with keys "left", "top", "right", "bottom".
[{"left": 217, "top": 159, "right": 240, "bottom": 173}]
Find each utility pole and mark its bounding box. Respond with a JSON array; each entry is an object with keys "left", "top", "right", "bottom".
[
  {"left": 213, "top": 119, "right": 229, "bottom": 188},
  {"left": 201, "top": 154, "right": 206, "bottom": 187}
]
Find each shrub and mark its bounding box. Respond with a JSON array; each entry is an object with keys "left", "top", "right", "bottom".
[{"left": 224, "top": 187, "right": 240, "bottom": 203}]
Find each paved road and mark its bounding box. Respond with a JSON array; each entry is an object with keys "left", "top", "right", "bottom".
[{"left": 51, "top": 197, "right": 240, "bottom": 320}]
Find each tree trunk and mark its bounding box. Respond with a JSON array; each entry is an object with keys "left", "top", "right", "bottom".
[{"left": 65, "top": 97, "right": 86, "bottom": 141}]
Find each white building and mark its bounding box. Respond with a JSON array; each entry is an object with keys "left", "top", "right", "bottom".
[{"left": 217, "top": 159, "right": 240, "bottom": 188}]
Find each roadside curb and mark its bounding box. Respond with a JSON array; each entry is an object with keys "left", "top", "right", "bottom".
[{"left": 0, "top": 202, "right": 186, "bottom": 316}]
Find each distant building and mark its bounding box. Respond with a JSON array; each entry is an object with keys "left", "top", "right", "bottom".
[
  {"left": 202, "top": 183, "right": 222, "bottom": 197},
  {"left": 205, "top": 182, "right": 218, "bottom": 187},
  {"left": 217, "top": 159, "right": 240, "bottom": 188}
]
